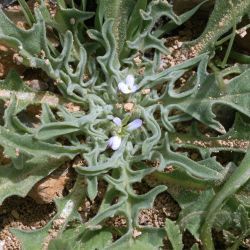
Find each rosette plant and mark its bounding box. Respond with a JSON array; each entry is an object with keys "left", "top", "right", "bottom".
[{"left": 0, "top": 0, "right": 250, "bottom": 249}]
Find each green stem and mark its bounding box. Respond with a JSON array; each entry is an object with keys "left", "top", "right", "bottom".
[
  {"left": 216, "top": 33, "right": 233, "bottom": 46},
  {"left": 208, "top": 62, "right": 226, "bottom": 94},
  {"left": 18, "top": 0, "right": 35, "bottom": 26},
  {"left": 221, "top": 20, "right": 236, "bottom": 68},
  {"left": 229, "top": 51, "right": 250, "bottom": 64},
  {"left": 216, "top": 23, "right": 250, "bottom": 46},
  {"left": 200, "top": 150, "right": 250, "bottom": 250},
  {"left": 81, "top": 0, "right": 87, "bottom": 10}
]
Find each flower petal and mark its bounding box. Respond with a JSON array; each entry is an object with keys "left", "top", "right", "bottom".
[
  {"left": 126, "top": 74, "right": 135, "bottom": 89},
  {"left": 107, "top": 115, "right": 114, "bottom": 120},
  {"left": 113, "top": 117, "right": 122, "bottom": 126},
  {"left": 127, "top": 119, "right": 143, "bottom": 131},
  {"left": 118, "top": 82, "right": 131, "bottom": 94},
  {"left": 108, "top": 136, "right": 122, "bottom": 150},
  {"left": 130, "top": 84, "right": 138, "bottom": 93}
]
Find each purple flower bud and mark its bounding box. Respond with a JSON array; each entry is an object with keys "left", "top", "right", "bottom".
[
  {"left": 127, "top": 119, "right": 143, "bottom": 131},
  {"left": 113, "top": 117, "right": 122, "bottom": 126}
]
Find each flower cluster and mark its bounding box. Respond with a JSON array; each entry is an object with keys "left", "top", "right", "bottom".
[
  {"left": 107, "top": 75, "right": 142, "bottom": 150},
  {"left": 108, "top": 117, "right": 142, "bottom": 150}
]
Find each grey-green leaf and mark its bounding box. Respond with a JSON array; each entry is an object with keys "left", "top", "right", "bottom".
[{"left": 165, "top": 218, "right": 184, "bottom": 250}]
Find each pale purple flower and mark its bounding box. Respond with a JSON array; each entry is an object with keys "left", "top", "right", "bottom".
[
  {"left": 107, "top": 136, "right": 122, "bottom": 150},
  {"left": 118, "top": 74, "right": 138, "bottom": 94},
  {"left": 113, "top": 117, "right": 122, "bottom": 126},
  {"left": 127, "top": 119, "right": 143, "bottom": 131}
]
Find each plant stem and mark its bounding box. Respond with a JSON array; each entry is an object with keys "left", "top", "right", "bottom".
[
  {"left": 18, "top": 0, "right": 35, "bottom": 26},
  {"left": 221, "top": 20, "right": 236, "bottom": 68},
  {"left": 229, "top": 51, "right": 250, "bottom": 64}
]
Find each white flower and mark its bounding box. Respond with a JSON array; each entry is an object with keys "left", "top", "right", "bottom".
[
  {"left": 107, "top": 117, "right": 122, "bottom": 151},
  {"left": 118, "top": 75, "right": 138, "bottom": 94},
  {"left": 107, "top": 135, "right": 122, "bottom": 150}
]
